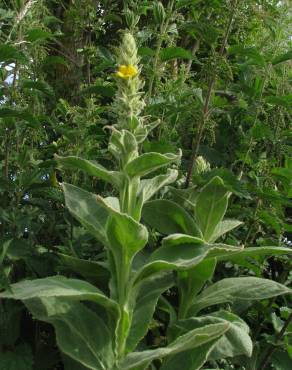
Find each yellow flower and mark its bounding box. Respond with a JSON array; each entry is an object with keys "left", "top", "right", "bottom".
[{"left": 116, "top": 64, "right": 138, "bottom": 79}]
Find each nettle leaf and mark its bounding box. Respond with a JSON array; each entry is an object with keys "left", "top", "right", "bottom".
[
  {"left": 127, "top": 273, "right": 173, "bottom": 352},
  {"left": 26, "top": 298, "right": 114, "bottom": 370},
  {"left": 118, "top": 323, "right": 229, "bottom": 370},
  {"left": 190, "top": 277, "right": 292, "bottom": 314},
  {"left": 125, "top": 151, "right": 181, "bottom": 178},
  {"left": 160, "top": 47, "right": 193, "bottom": 61},
  {"left": 272, "top": 49, "right": 292, "bottom": 65},
  {"left": 0, "top": 275, "right": 118, "bottom": 314},
  {"left": 138, "top": 169, "right": 178, "bottom": 202},
  {"left": 228, "top": 45, "right": 265, "bottom": 66},
  {"left": 142, "top": 199, "right": 201, "bottom": 237},
  {"left": 265, "top": 95, "right": 292, "bottom": 108},
  {"left": 25, "top": 28, "right": 54, "bottom": 42},
  {"left": 0, "top": 44, "right": 27, "bottom": 63},
  {"left": 22, "top": 80, "right": 54, "bottom": 96},
  {"left": 56, "top": 156, "right": 122, "bottom": 188},
  {"left": 162, "top": 311, "right": 252, "bottom": 370},
  {"left": 195, "top": 176, "right": 229, "bottom": 242},
  {"left": 62, "top": 183, "right": 110, "bottom": 245},
  {"left": 0, "top": 343, "right": 33, "bottom": 370}
]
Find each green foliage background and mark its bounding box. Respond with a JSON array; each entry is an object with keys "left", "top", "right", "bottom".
[{"left": 0, "top": 0, "right": 291, "bottom": 369}]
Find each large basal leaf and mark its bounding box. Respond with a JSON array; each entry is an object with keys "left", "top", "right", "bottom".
[
  {"left": 138, "top": 169, "right": 178, "bottom": 202},
  {"left": 56, "top": 156, "right": 122, "bottom": 188},
  {"left": 125, "top": 151, "right": 181, "bottom": 178},
  {"left": 189, "top": 277, "right": 292, "bottom": 314},
  {"left": 161, "top": 311, "right": 252, "bottom": 370},
  {"left": 62, "top": 183, "right": 110, "bottom": 245},
  {"left": 118, "top": 323, "right": 229, "bottom": 370},
  {"left": 195, "top": 176, "right": 229, "bottom": 242},
  {"left": 142, "top": 199, "right": 201, "bottom": 237},
  {"left": 126, "top": 273, "right": 173, "bottom": 352},
  {"left": 0, "top": 275, "right": 118, "bottom": 314},
  {"left": 26, "top": 298, "right": 114, "bottom": 370}
]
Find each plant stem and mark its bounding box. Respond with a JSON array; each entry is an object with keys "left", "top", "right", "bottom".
[{"left": 185, "top": 0, "right": 239, "bottom": 188}]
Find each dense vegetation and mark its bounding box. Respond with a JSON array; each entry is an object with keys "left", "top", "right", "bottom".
[{"left": 0, "top": 1, "right": 291, "bottom": 369}]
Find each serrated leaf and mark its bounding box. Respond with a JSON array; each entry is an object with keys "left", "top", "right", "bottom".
[{"left": 160, "top": 47, "right": 192, "bottom": 61}]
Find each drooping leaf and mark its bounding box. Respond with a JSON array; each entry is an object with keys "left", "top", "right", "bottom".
[
  {"left": 0, "top": 44, "right": 27, "bottom": 63},
  {"left": 0, "top": 275, "right": 118, "bottom": 313},
  {"left": 56, "top": 156, "right": 122, "bottom": 188}
]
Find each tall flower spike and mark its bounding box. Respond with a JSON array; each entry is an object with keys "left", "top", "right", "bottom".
[{"left": 113, "top": 32, "right": 145, "bottom": 131}]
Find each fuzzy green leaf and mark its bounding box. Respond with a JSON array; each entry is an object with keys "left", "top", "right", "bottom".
[
  {"left": 118, "top": 323, "right": 229, "bottom": 370},
  {"left": 142, "top": 199, "right": 201, "bottom": 237},
  {"left": 62, "top": 183, "right": 110, "bottom": 245},
  {"left": 125, "top": 151, "right": 181, "bottom": 178},
  {"left": 195, "top": 177, "right": 229, "bottom": 242},
  {"left": 190, "top": 277, "right": 292, "bottom": 314}
]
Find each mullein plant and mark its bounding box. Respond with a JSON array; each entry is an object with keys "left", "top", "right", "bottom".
[{"left": 1, "top": 32, "right": 291, "bottom": 370}]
